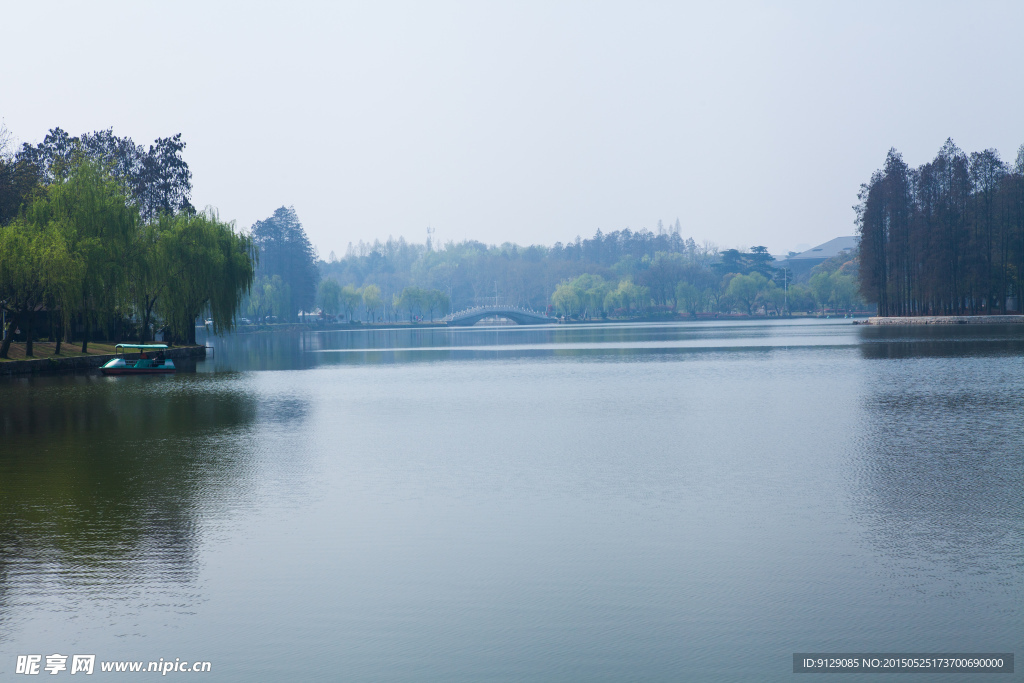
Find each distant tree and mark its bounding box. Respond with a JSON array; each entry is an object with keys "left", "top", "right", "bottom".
[
  {"left": 639, "top": 252, "right": 685, "bottom": 307},
  {"left": 674, "top": 281, "right": 700, "bottom": 315},
  {"left": 393, "top": 288, "right": 419, "bottom": 321},
  {"left": 247, "top": 274, "right": 290, "bottom": 323},
  {"left": 763, "top": 284, "right": 786, "bottom": 316},
  {"left": 340, "top": 284, "right": 362, "bottom": 321},
  {"left": 250, "top": 206, "right": 318, "bottom": 321},
  {"left": 830, "top": 271, "right": 859, "bottom": 313},
  {"left": 604, "top": 279, "right": 649, "bottom": 315},
  {"left": 725, "top": 272, "right": 768, "bottom": 315},
  {"left": 423, "top": 289, "right": 449, "bottom": 321},
  {"left": 550, "top": 274, "right": 611, "bottom": 318},
  {"left": 317, "top": 278, "right": 342, "bottom": 318},
  {"left": 787, "top": 284, "right": 816, "bottom": 313},
  {"left": 573, "top": 274, "right": 611, "bottom": 317},
  {"left": 552, "top": 280, "right": 583, "bottom": 317},
  {"left": 747, "top": 246, "right": 776, "bottom": 276},
  {"left": 362, "top": 284, "right": 382, "bottom": 322},
  {"left": 809, "top": 271, "right": 833, "bottom": 314},
  {"left": 716, "top": 249, "right": 746, "bottom": 276}
]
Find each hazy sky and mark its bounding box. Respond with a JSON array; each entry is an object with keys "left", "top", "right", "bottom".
[{"left": 3, "top": 1, "right": 1022, "bottom": 257}]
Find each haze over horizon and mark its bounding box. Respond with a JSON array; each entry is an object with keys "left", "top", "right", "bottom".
[{"left": 3, "top": 0, "right": 1022, "bottom": 258}]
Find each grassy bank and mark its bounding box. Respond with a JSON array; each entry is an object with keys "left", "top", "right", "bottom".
[
  {"left": 0, "top": 344, "right": 206, "bottom": 377},
  {"left": 0, "top": 341, "right": 121, "bottom": 362}
]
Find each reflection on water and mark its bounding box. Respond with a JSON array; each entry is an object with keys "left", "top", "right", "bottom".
[
  {"left": 858, "top": 323, "right": 1024, "bottom": 359},
  {"left": 0, "top": 376, "right": 263, "bottom": 644},
  {"left": 0, "top": 320, "right": 1021, "bottom": 681},
  {"left": 204, "top": 320, "right": 860, "bottom": 370},
  {"left": 856, "top": 356, "right": 1024, "bottom": 591}
]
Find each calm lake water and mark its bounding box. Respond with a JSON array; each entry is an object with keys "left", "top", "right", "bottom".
[{"left": 1, "top": 319, "right": 1021, "bottom": 681}]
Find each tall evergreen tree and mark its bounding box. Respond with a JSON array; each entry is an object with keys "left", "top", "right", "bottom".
[
  {"left": 858, "top": 139, "right": 1024, "bottom": 316},
  {"left": 250, "top": 206, "right": 318, "bottom": 320}
]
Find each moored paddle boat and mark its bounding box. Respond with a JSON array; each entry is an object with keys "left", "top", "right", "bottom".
[{"left": 100, "top": 344, "right": 176, "bottom": 375}]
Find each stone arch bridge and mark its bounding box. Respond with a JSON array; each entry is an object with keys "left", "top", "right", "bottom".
[{"left": 442, "top": 306, "right": 554, "bottom": 326}]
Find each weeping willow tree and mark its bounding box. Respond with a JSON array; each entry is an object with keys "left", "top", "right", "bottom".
[
  {"left": 1, "top": 156, "right": 127, "bottom": 354},
  {"left": 129, "top": 221, "right": 164, "bottom": 343},
  {"left": 0, "top": 215, "right": 82, "bottom": 357},
  {"left": 0, "top": 150, "right": 256, "bottom": 353},
  {"left": 158, "top": 209, "right": 256, "bottom": 345},
  {"left": 22, "top": 156, "right": 138, "bottom": 351},
  {"left": 41, "top": 219, "right": 85, "bottom": 355}
]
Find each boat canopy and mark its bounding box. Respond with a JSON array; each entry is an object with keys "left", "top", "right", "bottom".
[{"left": 114, "top": 344, "right": 169, "bottom": 350}]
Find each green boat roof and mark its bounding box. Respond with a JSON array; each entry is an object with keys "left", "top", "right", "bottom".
[{"left": 114, "top": 344, "right": 169, "bottom": 350}]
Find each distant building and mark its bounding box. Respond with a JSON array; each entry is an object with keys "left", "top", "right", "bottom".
[{"left": 773, "top": 236, "right": 858, "bottom": 281}]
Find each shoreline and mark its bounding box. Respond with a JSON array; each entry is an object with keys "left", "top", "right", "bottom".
[
  {"left": 230, "top": 311, "right": 871, "bottom": 333},
  {"left": 861, "top": 315, "right": 1024, "bottom": 325},
  {"left": 0, "top": 345, "right": 207, "bottom": 377}
]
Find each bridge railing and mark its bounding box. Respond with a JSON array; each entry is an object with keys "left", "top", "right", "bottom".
[{"left": 441, "top": 305, "right": 550, "bottom": 322}]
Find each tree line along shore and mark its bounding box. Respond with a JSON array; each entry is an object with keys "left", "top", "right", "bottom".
[
  {"left": 320, "top": 138, "right": 1024, "bottom": 324},
  {"left": 0, "top": 126, "right": 255, "bottom": 359},
  {"left": 314, "top": 235, "right": 865, "bottom": 324},
  {"left": 8, "top": 126, "right": 1017, "bottom": 363},
  {"left": 3, "top": 126, "right": 868, "bottom": 364},
  {"left": 858, "top": 139, "right": 1024, "bottom": 317}
]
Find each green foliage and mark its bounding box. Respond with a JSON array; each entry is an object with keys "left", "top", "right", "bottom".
[
  {"left": 830, "top": 272, "right": 858, "bottom": 312},
  {"left": 809, "top": 270, "right": 859, "bottom": 313},
  {"left": 0, "top": 133, "right": 255, "bottom": 351},
  {"left": 250, "top": 206, "right": 318, "bottom": 321},
  {"left": 361, "top": 285, "right": 382, "bottom": 322},
  {"left": 785, "top": 284, "right": 814, "bottom": 312},
  {"left": 725, "top": 272, "right": 771, "bottom": 315},
  {"left": 714, "top": 247, "right": 775, "bottom": 278},
  {"left": 858, "top": 140, "right": 1024, "bottom": 315},
  {"left": 674, "top": 281, "right": 700, "bottom": 315},
  {"left": 19, "top": 156, "right": 138, "bottom": 350},
  {"left": 316, "top": 219, "right": 869, "bottom": 320},
  {"left": 604, "top": 279, "right": 650, "bottom": 315},
  {"left": 0, "top": 218, "right": 80, "bottom": 356},
  {"left": 317, "top": 278, "right": 342, "bottom": 317},
  {"left": 553, "top": 272, "right": 664, "bottom": 318},
  {"left": 551, "top": 281, "right": 582, "bottom": 317},
  {"left": 551, "top": 274, "right": 615, "bottom": 318},
  {"left": 422, "top": 289, "right": 449, "bottom": 321},
  {"left": 0, "top": 155, "right": 43, "bottom": 227},
  {"left": 391, "top": 287, "right": 449, "bottom": 321},
  {"left": 246, "top": 275, "right": 290, "bottom": 323},
  {"left": 159, "top": 209, "right": 255, "bottom": 343},
  {"left": 128, "top": 222, "right": 164, "bottom": 342},
  {"left": 340, "top": 285, "right": 362, "bottom": 321},
  {"left": 17, "top": 127, "right": 194, "bottom": 221},
  {"left": 321, "top": 229, "right": 715, "bottom": 318},
  {"left": 809, "top": 271, "right": 833, "bottom": 313}
]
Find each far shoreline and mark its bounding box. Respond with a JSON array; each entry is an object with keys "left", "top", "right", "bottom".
[{"left": 860, "top": 315, "right": 1024, "bottom": 325}]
